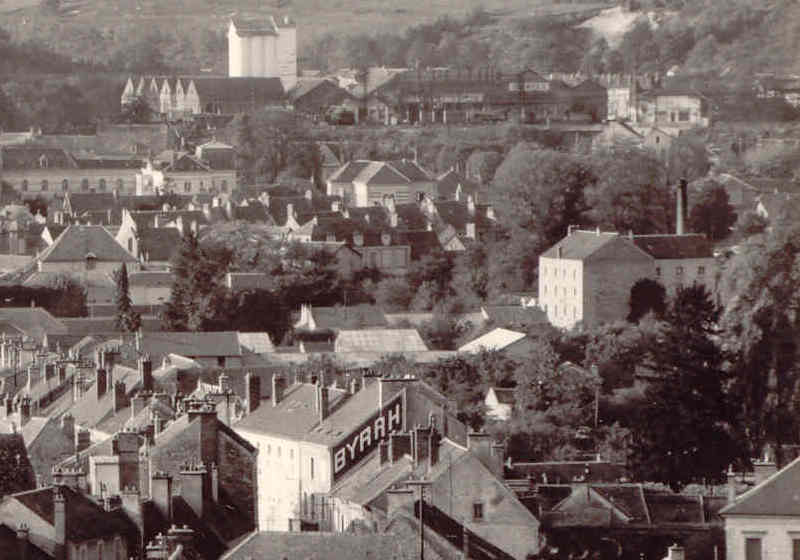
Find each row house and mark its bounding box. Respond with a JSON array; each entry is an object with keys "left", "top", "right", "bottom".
[
  {"left": 0, "top": 144, "right": 144, "bottom": 200},
  {"left": 121, "top": 75, "right": 286, "bottom": 119}
]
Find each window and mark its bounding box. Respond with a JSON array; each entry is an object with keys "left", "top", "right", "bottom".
[
  {"left": 745, "top": 538, "right": 762, "bottom": 560},
  {"left": 217, "top": 356, "right": 225, "bottom": 367},
  {"left": 655, "top": 136, "right": 660, "bottom": 144},
  {"left": 679, "top": 110, "right": 690, "bottom": 122},
  {"left": 99, "top": 178, "right": 107, "bottom": 191},
  {"left": 267, "top": 444, "right": 271, "bottom": 455},
  {"left": 277, "top": 446, "right": 281, "bottom": 457},
  {"left": 221, "top": 180, "right": 228, "bottom": 192},
  {"left": 116, "top": 178, "right": 124, "bottom": 191},
  {"left": 81, "top": 178, "right": 89, "bottom": 191},
  {"left": 290, "top": 449, "right": 294, "bottom": 460},
  {"left": 698, "top": 266, "right": 705, "bottom": 276},
  {"left": 184, "top": 181, "right": 191, "bottom": 192},
  {"left": 572, "top": 269, "right": 576, "bottom": 280},
  {"left": 655, "top": 267, "right": 661, "bottom": 277},
  {"left": 543, "top": 285, "right": 547, "bottom": 295},
  {"left": 310, "top": 457, "right": 315, "bottom": 479},
  {"left": 41, "top": 179, "right": 48, "bottom": 191},
  {"left": 21, "top": 179, "right": 28, "bottom": 192},
  {"left": 62, "top": 179, "right": 69, "bottom": 191},
  {"left": 676, "top": 266, "right": 684, "bottom": 276},
  {"left": 573, "top": 287, "right": 577, "bottom": 296},
  {"left": 472, "top": 502, "right": 484, "bottom": 520}
]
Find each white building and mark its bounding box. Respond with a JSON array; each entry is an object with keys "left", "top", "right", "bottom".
[
  {"left": 228, "top": 15, "right": 297, "bottom": 91},
  {"left": 722, "top": 456, "right": 800, "bottom": 560}
]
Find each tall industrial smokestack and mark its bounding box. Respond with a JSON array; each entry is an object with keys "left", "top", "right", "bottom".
[{"left": 676, "top": 178, "right": 688, "bottom": 235}]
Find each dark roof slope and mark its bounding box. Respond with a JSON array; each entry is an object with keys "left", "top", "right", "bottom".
[
  {"left": 12, "top": 485, "right": 138, "bottom": 542},
  {"left": 66, "top": 193, "right": 118, "bottom": 215},
  {"left": 721, "top": 455, "right": 800, "bottom": 516},
  {"left": 38, "top": 225, "right": 137, "bottom": 263},
  {"left": 306, "top": 305, "right": 388, "bottom": 330},
  {"left": 540, "top": 231, "right": 619, "bottom": 260},
  {"left": 192, "top": 77, "right": 285, "bottom": 103},
  {"left": 0, "top": 525, "right": 49, "bottom": 560},
  {"left": 140, "top": 331, "right": 242, "bottom": 359},
  {"left": 226, "top": 531, "right": 404, "bottom": 560},
  {"left": 632, "top": 234, "right": 714, "bottom": 259},
  {"left": 139, "top": 228, "right": 182, "bottom": 261}
]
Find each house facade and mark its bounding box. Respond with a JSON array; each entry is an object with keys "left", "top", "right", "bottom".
[
  {"left": 721, "top": 457, "right": 800, "bottom": 560},
  {"left": 635, "top": 90, "right": 710, "bottom": 128},
  {"left": 326, "top": 160, "right": 437, "bottom": 207}
]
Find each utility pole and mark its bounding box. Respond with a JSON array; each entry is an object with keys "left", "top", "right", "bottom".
[{"left": 406, "top": 478, "right": 432, "bottom": 560}]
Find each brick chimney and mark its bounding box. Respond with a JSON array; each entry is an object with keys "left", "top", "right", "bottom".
[
  {"left": 151, "top": 471, "right": 173, "bottom": 523},
  {"left": 180, "top": 462, "right": 207, "bottom": 519},
  {"left": 246, "top": 372, "right": 261, "bottom": 414},
  {"left": 272, "top": 375, "right": 286, "bottom": 407},
  {"left": 61, "top": 413, "right": 75, "bottom": 444},
  {"left": 413, "top": 425, "right": 431, "bottom": 468},
  {"left": 139, "top": 355, "right": 153, "bottom": 393},
  {"left": 75, "top": 427, "right": 91, "bottom": 453},
  {"left": 112, "top": 429, "right": 142, "bottom": 491},
  {"left": 54, "top": 486, "right": 66, "bottom": 560},
  {"left": 318, "top": 383, "right": 330, "bottom": 422},
  {"left": 58, "top": 364, "right": 66, "bottom": 384},
  {"left": 19, "top": 396, "right": 30, "bottom": 427},
  {"left": 121, "top": 486, "right": 143, "bottom": 542},
  {"left": 96, "top": 368, "right": 107, "bottom": 400},
  {"left": 186, "top": 400, "right": 219, "bottom": 467},
  {"left": 16, "top": 523, "right": 30, "bottom": 560},
  {"left": 114, "top": 381, "right": 129, "bottom": 413},
  {"left": 389, "top": 432, "right": 412, "bottom": 463}
]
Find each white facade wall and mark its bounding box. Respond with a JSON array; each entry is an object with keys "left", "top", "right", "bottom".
[
  {"left": 538, "top": 257, "right": 584, "bottom": 329},
  {"left": 228, "top": 22, "right": 245, "bottom": 77},
  {"left": 725, "top": 515, "right": 800, "bottom": 560},
  {"left": 235, "top": 429, "right": 333, "bottom": 531},
  {"left": 3, "top": 170, "right": 138, "bottom": 199}
]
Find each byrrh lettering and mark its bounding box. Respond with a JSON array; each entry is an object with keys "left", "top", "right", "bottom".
[{"left": 332, "top": 394, "right": 404, "bottom": 479}]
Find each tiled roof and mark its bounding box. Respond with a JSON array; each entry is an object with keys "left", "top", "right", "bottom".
[
  {"left": 129, "top": 271, "right": 174, "bottom": 287},
  {"left": 306, "top": 305, "right": 388, "bottom": 330},
  {"left": 632, "top": 234, "right": 713, "bottom": 260},
  {"left": 592, "top": 485, "right": 649, "bottom": 524},
  {"left": 489, "top": 387, "right": 516, "bottom": 405},
  {"left": 0, "top": 524, "right": 48, "bottom": 559},
  {"left": 436, "top": 170, "right": 480, "bottom": 201},
  {"left": 540, "top": 230, "right": 620, "bottom": 260},
  {"left": 139, "top": 227, "right": 182, "bottom": 262},
  {"left": 481, "top": 305, "right": 548, "bottom": 329},
  {"left": 0, "top": 307, "right": 66, "bottom": 344},
  {"left": 234, "top": 382, "right": 349, "bottom": 440},
  {"left": 334, "top": 329, "right": 428, "bottom": 353},
  {"left": 388, "top": 160, "right": 431, "bottom": 182},
  {"left": 328, "top": 161, "right": 373, "bottom": 183},
  {"left": 225, "top": 532, "right": 404, "bottom": 560},
  {"left": 721, "top": 455, "right": 800, "bottom": 516},
  {"left": 0, "top": 145, "right": 77, "bottom": 170},
  {"left": 65, "top": 193, "right": 118, "bottom": 215},
  {"left": 38, "top": 225, "right": 137, "bottom": 263},
  {"left": 67, "top": 364, "right": 141, "bottom": 428},
  {"left": 393, "top": 203, "right": 429, "bottom": 230},
  {"left": 191, "top": 77, "right": 285, "bottom": 103},
  {"left": 140, "top": 331, "right": 241, "bottom": 360},
  {"left": 59, "top": 317, "right": 162, "bottom": 336},
  {"left": 303, "top": 381, "right": 387, "bottom": 446},
  {"left": 11, "top": 486, "right": 138, "bottom": 542},
  {"left": 231, "top": 15, "right": 279, "bottom": 35},
  {"left": 332, "top": 453, "right": 413, "bottom": 505},
  {"left": 459, "top": 328, "right": 526, "bottom": 353}
]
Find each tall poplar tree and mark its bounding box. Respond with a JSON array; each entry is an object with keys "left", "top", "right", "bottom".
[{"left": 113, "top": 262, "right": 141, "bottom": 333}]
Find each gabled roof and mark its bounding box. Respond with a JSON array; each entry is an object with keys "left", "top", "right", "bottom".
[
  {"left": 233, "top": 382, "right": 349, "bottom": 441},
  {"left": 540, "top": 230, "right": 620, "bottom": 260},
  {"left": 488, "top": 387, "right": 516, "bottom": 405},
  {"left": 436, "top": 170, "right": 480, "bottom": 201},
  {"left": 388, "top": 160, "right": 431, "bottom": 182},
  {"left": 65, "top": 192, "right": 118, "bottom": 215},
  {"left": 11, "top": 485, "right": 137, "bottom": 542},
  {"left": 305, "top": 305, "right": 388, "bottom": 331},
  {"left": 38, "top": 225, "right": 137, "bottom": 263},
  {"left": 139, "top": 331, "right": 242, "bottom": 359},
  {"left": 138, "top": 227, "right": 182, "bottom": 262},
  {"left": 0, "top": 307, "right": 66, "bottom": 344},
  {"left": 334, "top": 329, "right": 428, "bottom": 353},
  {"left": 0, "top": 145, "right": 78, "bottom": 171},
  {"left": 225, "top": 531, "right": 404, "bottom": 560},
  {"left": 721, "top": 455, "right": 800, "bottom": 516},
  {"left": 191, "top": 77, "right": 285, "bottom": 103},
  {"left": 459, "top": 328, "right": 526, "bottom": 353},
  {"left": 632, "top": 234, "right": 713, "bottom": 260},
  {"left": 231, "top": 15, "right": 280, "bottom": 35}
]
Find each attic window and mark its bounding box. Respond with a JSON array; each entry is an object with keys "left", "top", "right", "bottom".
[{"left": 473, "top": 502, "right": 484, "bottom": 520}]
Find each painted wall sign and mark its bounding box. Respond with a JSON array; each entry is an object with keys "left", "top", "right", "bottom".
[{"left": 332, "top": 392, "right": 403, "bottom": 480}]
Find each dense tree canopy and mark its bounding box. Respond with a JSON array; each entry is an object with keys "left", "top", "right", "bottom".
[{"left": 688, "top": 183, "right": 737, "bottom": 240}]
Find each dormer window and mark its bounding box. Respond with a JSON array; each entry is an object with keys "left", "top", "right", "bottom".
[{"left": 85, "top": 252, "right": 97, "bottom": 271}]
